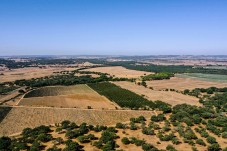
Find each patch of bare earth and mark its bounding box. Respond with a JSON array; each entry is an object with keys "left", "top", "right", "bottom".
[
  {"left": 1, "top": 67, "right": 76, "bottom": 82},
  {"left": 83, "top": 66, "right": 153, "bottom": 78},
  {"left": 0, "top": 107, "right": 155, "bottom": 136},
  {"left": 113, "top": 81, "right": 199, "bottom": 106},
  {"left": 146, "top": 77, "right": 227, "bottom": 91}
]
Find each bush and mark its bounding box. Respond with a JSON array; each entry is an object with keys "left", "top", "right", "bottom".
[
  {"left": 222, "top": 132, "right": 227, "bottom": 138},
  {"left": 207, "top": 143, "right": 221, "bottom": 151},
  {"left": 196, "top": 139, "right": 206, "bottom": 146},
  {"left": 206, "top": 136, "right": 217, "bottom": 144},
  {"left": 151, "top": 114, "right": 166, "bottom": 122},
  {"left": 121, "top": 137, "right": 130, "bottom": 145},
  {"left": 166, "top": 144, "right": 177, "bottom": 151},
  {"left": 63, "top": 140, "right": 83, "bottom": 151},
  {"left": 142, "top": 143, "right": 158, "bottom": 151},
  {"left": 116, "top": 123, "right": 126, "bottom": 129}
]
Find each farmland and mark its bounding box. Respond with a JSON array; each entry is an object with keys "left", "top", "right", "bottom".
[
  {"left": 88, "top": 82, "right": 156, "bottom": 110},
  {"left": 176, "top": 73, "right": 227, "bottom": 83},
  {"left": 0, "top": 106, "right": 155, "bottom": 136},
  {"left": 83, "top": 66, "right": 153, "bottom": 78},
  {"left": 1, "top": 56, "right": 227, "bottom": 151},
  {"left": 0, "top": 67, "right": 76, "bottom": 82},
  {"left": 146, "top": 77, "right": 227, "bottom": 91},
  {"left": 19, "top": 85, "right": 117, "bottom": 109},
  {"left": 113, "top": 81, "right": 199, "bottom": 106}
]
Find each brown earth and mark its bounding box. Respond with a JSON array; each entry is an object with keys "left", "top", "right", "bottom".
[
  {"left": 0, "top": 67, "right": 76, "bottom": 82},
  {"left": 83, "top": 66, "right": 153, "bottom": 78},
  {"left": 113, "top": 81, "right": 199, "bottom": 106}
]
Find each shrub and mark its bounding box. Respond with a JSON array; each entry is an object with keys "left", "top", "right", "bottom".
[
  {"left": 207, "top": 143, "right": 221, "bottom": 151},
  {"left": 116, "top": 123, "right": 126, "bottom": 129},
  {"left": 166, "top": 144, "right": 177, "bottom": 151},
  {"left": 121, "top": 137, "right": 130, "bottom": 145},
  {"left": 222, "top": 132, "right": 227, "bottom": 138},
  {"left": 206, "top": 136, "right": 217, "bottom": 144},
  {"left": 196, "top": 139, "right": 206, "bottom": 146},
  {"left": 142, "top": 143, "right": 158, "bottom": 151}
]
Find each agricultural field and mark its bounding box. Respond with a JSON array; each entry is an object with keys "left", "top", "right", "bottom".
[
  {"left": 88, "top": 82, "right": 157, "bottom": 110},
  {"left": 2, "top": 107, "right": 227, "bottom": 151},
  {"left": 146, "top": 77, "right": 227, "bottom": 91},
  {"left": 176, "top": 73, "right": 227, "bottom": 83},
  {"left": 113, "top": 81, "right": 199, "bottom": 106},
  {"left": 0, "top": 66, "right": 76, "bottom": 82},
  {"left": 83, "top": 66, "right": 153, "bottom": 78},
  {"left": 19, "top": 85, "right": 117, "bottom": 109},
  {"left": 0, "top": 107, "right": 155, "bottom": 136}
]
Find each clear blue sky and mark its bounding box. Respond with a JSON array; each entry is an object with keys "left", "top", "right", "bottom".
[{"left": 0, "top": 0, "right": 227, "bottom": 55}]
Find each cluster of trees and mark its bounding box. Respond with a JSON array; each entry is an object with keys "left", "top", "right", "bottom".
[
  {"left": 184, "top": 86, "right": 227, "bottom": 97},
  {"left": 0, "top": 84, "right": 18, "bottom": 95},
  {"left": 88, "top": 82, "right": 172, "bottom": 111},
  {"left": 142, "top": 72, "right": 174, "bottom": 81}
]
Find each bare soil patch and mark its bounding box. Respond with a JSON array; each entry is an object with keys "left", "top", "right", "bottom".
[
  {"left": 83, "top": 66, "right": 153, "bottom": 78},
  {"left": 113, "top": 81, "right": 199, "bottom": 106}
]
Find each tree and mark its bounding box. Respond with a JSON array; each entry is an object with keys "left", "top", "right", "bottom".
[{"left": 0, "top": 136, "right": 11, "bottom": 150}]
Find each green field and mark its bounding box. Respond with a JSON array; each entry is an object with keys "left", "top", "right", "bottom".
[{"left": 176, "top": 73, "right": 227, "bottom": 82}]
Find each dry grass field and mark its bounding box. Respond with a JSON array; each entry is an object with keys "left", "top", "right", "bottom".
[
  {"left": 113, "top": 81, "right": 199, "bottom": 106},
  {"left": 4, "top": 112, "right": 227, "bottom": 151},
  {"left": 83, "top": 66, "right": 153, "bottom": 78},
  {"left": 146, "top": 77, "right": 227, "bottom": 91},
  {"left": 0, "top": 107, "right": 155, "bottom": 136},
  {"left": 0, "top": 67, "right": 76, "bottom": 82},
  {"left": 19, "top": 85, "right": 117, "bottom": 109}
]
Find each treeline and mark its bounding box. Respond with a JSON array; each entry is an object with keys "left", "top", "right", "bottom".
[
  {"left": 0, "top": 58, "right": 86, "bottom": 69},
  {"left": 184, "top": 87, "right": 227, "bottom": 97},
  {"left": 0, "top": 84, "right": 18, "bottom": 95},
  {"left": 12, "top": 72, "right": 134, "bottom": 88},
  {"left": 87, "top": 59, "right": 227, "bottom": 75},
  {"left": 142, "top": 72, "right": 174, "bottom": 81},
  {"left": 88, "top": 82, "right": 171, "bottom": 112}
]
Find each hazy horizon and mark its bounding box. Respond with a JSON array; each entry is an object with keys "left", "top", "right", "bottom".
[{"left": 1, "top": 0, "right": 227, "bottom": 55}]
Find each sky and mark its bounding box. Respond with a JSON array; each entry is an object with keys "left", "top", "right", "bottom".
[{"left": 0, "top": 0, "right": 227, "bottom": 56}]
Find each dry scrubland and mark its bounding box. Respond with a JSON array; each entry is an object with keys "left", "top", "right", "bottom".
[
  {"left": 0, "top": 107, "right": 155, "bottom": 136},
  {"left": 113, "top": 81, "right": 199, "bottom": 106},
  {"left": 146, "top": 77, "right": 227, "bottom": 91},
  {"left": 19, "top": 85, "right": 117, "bottom": 109},
  {"left": 83, "top": 66, "right": 153, "bottom": 78},
  {"left": 0, "top": 67, "right": 76, "bottom": 82}
]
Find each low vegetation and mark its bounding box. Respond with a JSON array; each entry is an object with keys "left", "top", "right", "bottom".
[{"left": 141, "top": 72, "right": 174, "bottom": 81}]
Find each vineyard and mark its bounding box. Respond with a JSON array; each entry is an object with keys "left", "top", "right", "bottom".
[
  {"left": 24, "top": 85, "right": 94, "bottom": 98},
  {"left": 88, "top": 82, "right": 158, "bottom": 110},
  {"left": 0, "top": 107, "right": 12, "bottom": 123}
]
